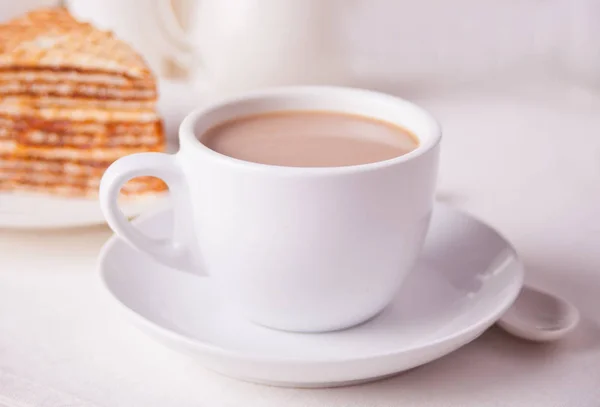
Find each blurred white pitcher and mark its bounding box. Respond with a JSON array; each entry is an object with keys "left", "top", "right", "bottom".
[
  {"left": 155, "top": 0, "right": 352, "bottom": 94},
  {"left": 67, "top": 0, "right": 350, "bottom": 93}
]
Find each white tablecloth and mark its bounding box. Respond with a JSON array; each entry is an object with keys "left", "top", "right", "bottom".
[{"left": 1, "top": 83, "right": 599, "bottom": 406}]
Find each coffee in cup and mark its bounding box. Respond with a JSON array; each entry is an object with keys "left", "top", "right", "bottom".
[{"left": 202, "top": 111, "right": 419, "bottom": 167}]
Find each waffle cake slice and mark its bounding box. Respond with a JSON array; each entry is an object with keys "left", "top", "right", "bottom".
[
  {"left": 0, "top": 8, "right": 156, "bottom": 97},
  {"left": 0, "top": 7, "right": 166, "bottom": 198}
]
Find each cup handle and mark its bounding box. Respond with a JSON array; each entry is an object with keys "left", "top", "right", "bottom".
[{"left": 99, "top": 152, "right": 201, "bottom": 275}]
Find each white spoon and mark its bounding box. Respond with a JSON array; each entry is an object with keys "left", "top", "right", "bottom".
[{"left": 497, "top": 285, "right": 580, "bottom": 342}]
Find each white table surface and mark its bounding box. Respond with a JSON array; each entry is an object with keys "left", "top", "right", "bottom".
[{"left": 0, "top": 82, "right": 599, "bottom": 407}]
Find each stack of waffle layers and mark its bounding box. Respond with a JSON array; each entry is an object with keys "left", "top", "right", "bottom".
[{"left": 0, "top": 8, "right": 166, "bottom": 198}]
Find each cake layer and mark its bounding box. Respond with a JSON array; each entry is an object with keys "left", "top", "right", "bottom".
[
  {"left": 0, "top": 95, "right": 156, "bottom": 110},
  {"left": 0, "top": 115, "right": 160, "bottom": 134},
  {"left": 0, "top": 119, "right": 163, "bottom": 148},
  {"left": 0, "top": 69, "right": 154, "bottom": 88},
  {"left": 0, "top": 177, "right": 166, "bottom": 198},
  {"left": 0, "top": 168, "right": 163, "bottom": 188},
  {"left": 0, "top": 155, "right": 108, "bottom": 176},
  {"left": 0, "top": 80, "right": 156, "bottom": 100},
  {"left": 13, "top": 130, "right": 162, "bottom": 148},
  {"left": 0, "top": 101, "right": 159, "bottom": 122},
  {"left": 0, "top": 139, "right": 164, "bottom": 160}
]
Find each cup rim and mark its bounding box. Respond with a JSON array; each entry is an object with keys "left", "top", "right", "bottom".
[{"left": 178, "top": 86, "right": 442, "bottom": 174}]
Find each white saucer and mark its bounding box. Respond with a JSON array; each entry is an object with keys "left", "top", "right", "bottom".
[
  {"left": 99, "top": 204, "right": 524, "bottom": 387},
  {"left": 0, "top": 79, "right": 201, "bottom": 229}
]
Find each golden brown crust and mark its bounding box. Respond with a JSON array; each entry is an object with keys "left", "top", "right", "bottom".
[
  {"left": 0, "top": 115, "right": 161, "bottom": 132},
  {"left": 0, "top": 156, "right": 109, "bottom": 177},
  {"left": 0, "top": 101, "right": 160, "bottom": 122},
  {"left": 0, "top": 8, "right": 153, "bottom": 81},
  {"left": 0, "top": 154, "right": 146, "bottom": 174},
  {"left": 0, "top": 95, "right": 157, "bottom": 110},
  {"left": 0, "top": 118, "right": 164, "bottom": 149},
  {"left": 0, "top": 82, "right": 157, "bottom": 100},
  {"left": 0, "top": 68, "right": 155, "bottom": 88},
  {"left": 1, "top": 141, "right": 165, "bottom": 161},
  {"left": 1, "top": 170, "right": 164, "bottom": 186},
  {"left": 14, "top": 132, "right": 162, "bottom": 149}
]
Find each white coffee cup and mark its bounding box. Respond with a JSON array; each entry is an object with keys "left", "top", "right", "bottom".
[{"left": 99, "top": 87, "right": 441, "bottom": 333}]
